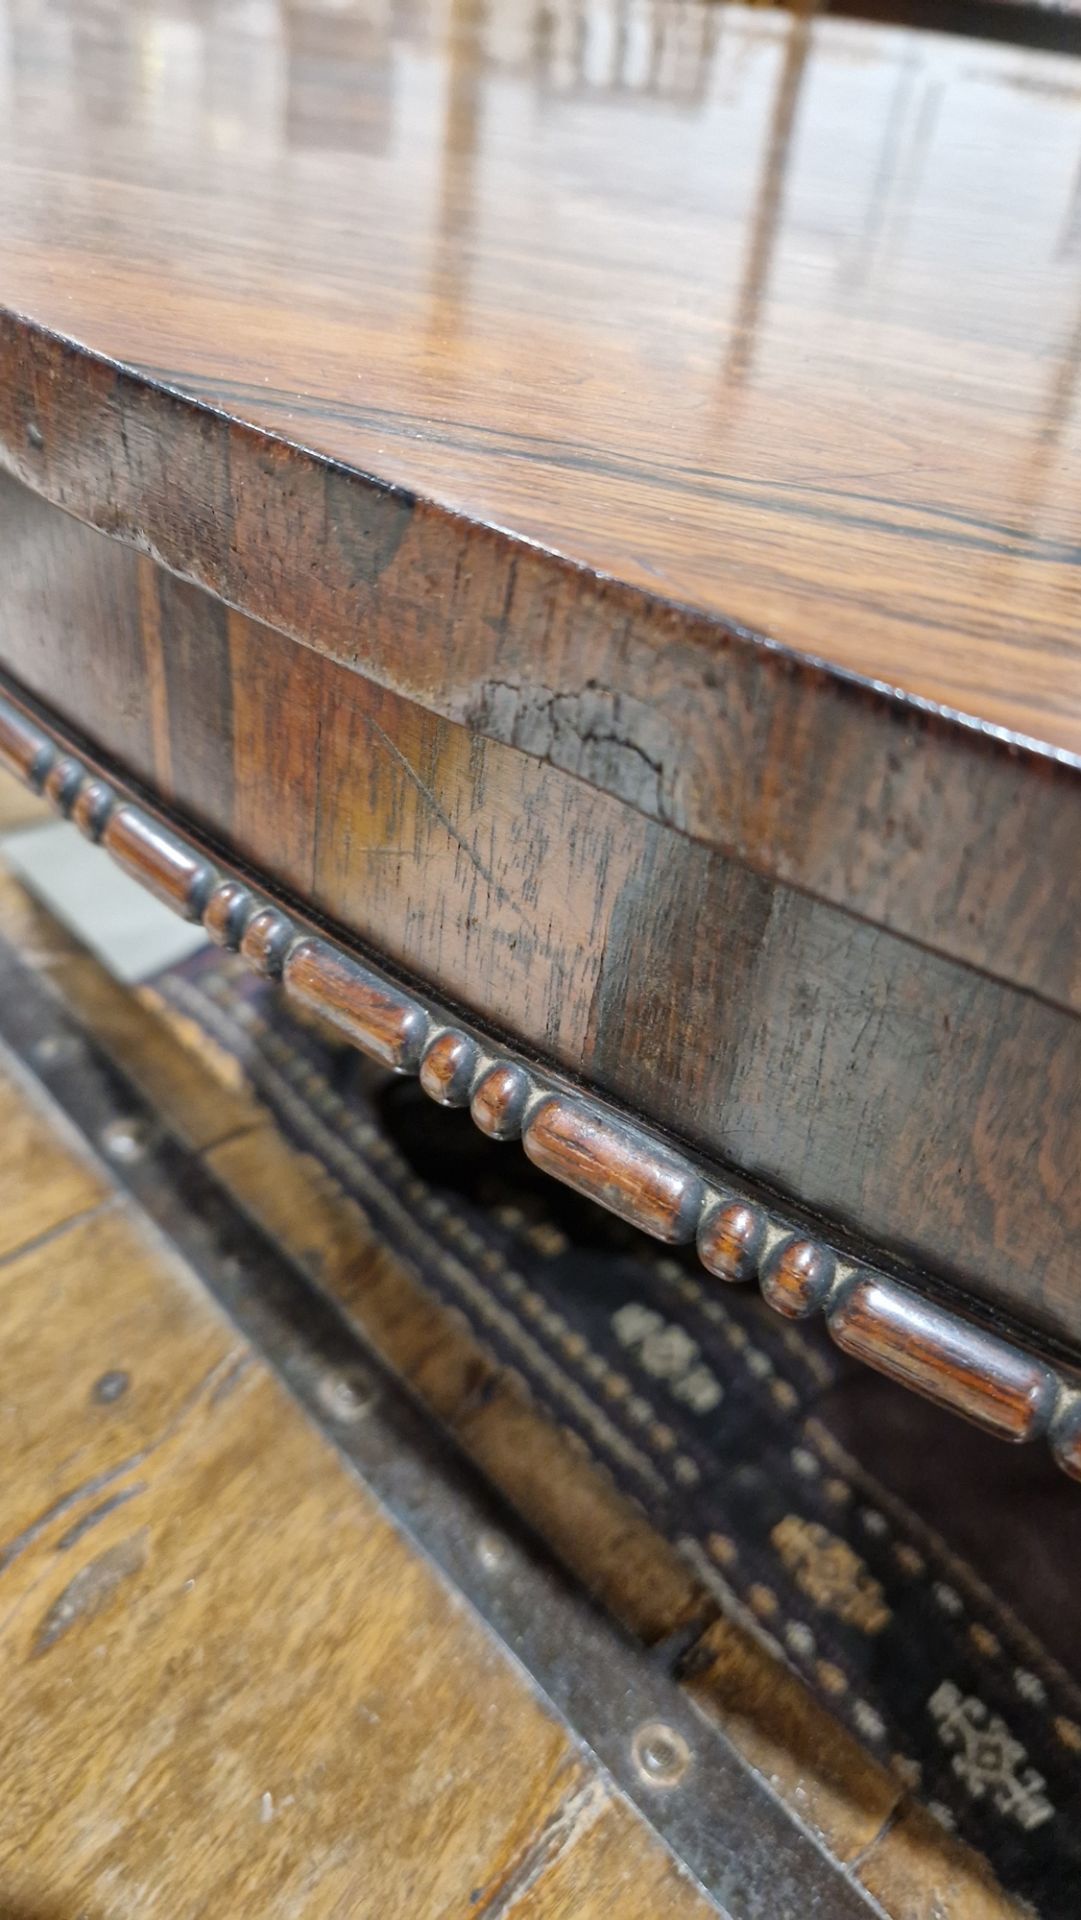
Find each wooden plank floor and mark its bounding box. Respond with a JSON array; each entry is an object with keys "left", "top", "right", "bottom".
[
  {"left": 0, "top": 783, "right": 1022, "bottom": 1919},
  {"left": 0, "top": 1051, "right": 716, "bottom": 1918}
]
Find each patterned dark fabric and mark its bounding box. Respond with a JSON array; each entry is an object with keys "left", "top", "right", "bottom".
[{"left": 156, "top": 949, "right": 1081, "bottom": 1918}]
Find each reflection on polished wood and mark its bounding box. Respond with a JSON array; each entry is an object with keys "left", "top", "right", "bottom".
[
  {"left": 1, "top": 0, "right": 1081, "bottom": 758},
  {"left": 3, "top": 0, "right": 1081, "bottom": 1405}
]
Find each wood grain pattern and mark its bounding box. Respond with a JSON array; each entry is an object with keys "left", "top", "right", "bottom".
[
  {"left": 523, "top": 1098, "right": 705, "bottom": 1244},
  {"left": 3, "top": 0, "right": 1081, "bottom": 1456},
  {"left": 0, "top": 0, "right": 1075, "bottom": 753},
  {"left": 0, "top": 998, "right": 720, "bottom": 1920},
  {"left": 0, "top": 1064, "right": 107, "bottom": 1262},
  {"left": 0, "top": 827, "right": 1022, "bottom": 1918},
  {"left": 2, "top": 5, "right": 1081, "bottom": 1034},
  {"left": 4, "top": 689, "right": 1080, "bottom": 1486},
  {"left": 0, "top": 853, "right": 702, "bottom": 1651},
  {"left": 3, "top": 499, "right": 1081, "bottom": 1351},
  {"left": 203, "top": 1128, "right": 709, "bottom": 1651},
  {"left": 283, "top": 939, "right": 430, "bottom": 1072},
  {"left": 828, "top": 1278, "right": 1060, "bottom": 1442},
  {"left": 102, "top": 808, "right": 214, "bottom": 920},
  {"left": 0, "top": 869, "right": 263, "bottom": 1159}
]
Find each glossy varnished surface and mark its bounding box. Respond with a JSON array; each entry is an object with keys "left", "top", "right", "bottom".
[
  {"left": 2, "top": 0, "right": 1081, "bottom": 762},
  {"left": 827, "top": 1275, "right": 1059, "bottom": 1442},
  {"left": 4, "top": 0, "right": 1081, "bottom": 1377}
]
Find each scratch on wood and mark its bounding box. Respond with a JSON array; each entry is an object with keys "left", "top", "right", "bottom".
[
  {"left": 209, "top": 1351, "right": 256, "bottom": 1408},
  {"left": 468, "top": 1770, "right": 608, "bottom": 1916},
  {"left": 32, "top": 1530, "right": 148, "bottom": 1655},
  {"left": 0, "top": 1348, "right": 246, "bottom": 1575},
  {"left": 362, "top": 711, "right": 535, "bottom": 934},
  {"left": 55, "top": 1483, "right": 147, "bottom": 1552},
  {"left": 0, "top": 1196, "right": 119, "bottom": 1278},
  {"left": 0, "top": 1453, "right": 147, "bottom": 1575}
]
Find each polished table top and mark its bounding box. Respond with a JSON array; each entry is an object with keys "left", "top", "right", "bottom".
[
  {"left": 1, "top": 0, "right": 1080, "bottom": 759},
  {"left": 5, "top": 0, "right": 1081, "bottom": 1481}
]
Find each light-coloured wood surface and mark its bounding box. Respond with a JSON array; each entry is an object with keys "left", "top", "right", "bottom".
[
  {"left": 0, "top": 775, "right": 49, "bottom": 835},
  {"left": 0, "top": 1066, "right": 106, "bottom": 1261},
  {"left": 0, "top": 825, "right": 1022, "bottom": 1917},
  {"left": 0, "top": 1049, "right": 717, "bottom": 1919}
]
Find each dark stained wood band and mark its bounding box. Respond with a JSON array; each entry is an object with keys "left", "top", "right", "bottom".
[
  {"left": 4, "top": 470, "right": 1079, "bottom": 1349},
  {"left": 4, "top": 317, "right": 1081, "bottom": 1025},
  {"left": 2, "top": 680, "right": 1079, "bottom": 1483}
]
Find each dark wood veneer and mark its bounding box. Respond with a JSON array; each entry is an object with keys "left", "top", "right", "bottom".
[
  {"left": 3, "top": 0, "right": 1081, "bottom": 1022},
  {"left": 2, "top": 0, "right": 1081, "bottom": 1458},
  {"left": 1, "top": 478, "right": 1079, "bottom": 1350},
  {"left": 4, "top": 323, "right": 1081, "bottom": 1025},
  {"left": 2, "top": 677, "right": 1079, "bottom": 1486}
]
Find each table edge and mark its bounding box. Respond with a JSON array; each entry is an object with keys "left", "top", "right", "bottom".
[{"left": 2, "top": 304, "right": 1080, "bottom": 1017}]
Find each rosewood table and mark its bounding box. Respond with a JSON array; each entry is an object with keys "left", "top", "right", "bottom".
[{"left": 1, "top": 0, "right": 1080, "bottom": 1482}]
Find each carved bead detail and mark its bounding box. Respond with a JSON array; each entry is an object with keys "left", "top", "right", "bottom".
[
  {"left": 761, "top": 1238, "right": 836, "bottom": 1318},
  {"left": 698, "top": 1199, "right": 766, "bottom": 1284},
  {"left": 240, "top": 907, "right": 296, "bottom": 976},
  {"left": 420, "top": 1029, "right": 479, "bottom": 1107},
  {"left": 71, "top": 778, "right": 115, "bottom": 840},
  {"left": 0, "top": 701, "right": 54, "bottom": 787},
  {"left": 524, "top": 1097, "right": 702, "bottom": 1243},
  {"left": 829, "top": 1277, "right": 1058, "bottom": 1442},
  {"left": 471, "top": 1063, "right": 531, "bottom": 1139},
  {"left": 103, "top": 809, "right": 215, "bottom": 920},
  {"left": 204, "top": 879, "right": 256, "bottom": 949},
  {"left": 44, "top": 755, "right": 85, "bottom": 812},
  {"left": 283, "top": 939, "right": 428, "bottom": 1070},
  {"left": 2, "top": 681, "right": 1078, "bottom": 1486}
]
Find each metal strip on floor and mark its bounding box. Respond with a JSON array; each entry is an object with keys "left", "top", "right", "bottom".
[{"left": 0, "top": 927, "right": 886, "bottom": 1920}]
